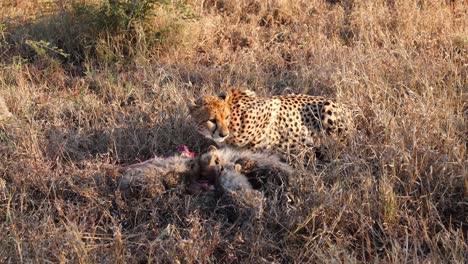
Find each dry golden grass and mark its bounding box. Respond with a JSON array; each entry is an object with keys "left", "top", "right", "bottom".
[{"left": 0, "top": 0, "right": 466, "bottom": 262}]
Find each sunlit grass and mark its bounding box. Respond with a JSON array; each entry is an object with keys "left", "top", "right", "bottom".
[{"left": 0, "top": 0, "right": 466, "bottom": 262}]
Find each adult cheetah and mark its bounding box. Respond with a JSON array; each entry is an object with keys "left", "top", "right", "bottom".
[{"left": 188, "top": 88, "right": 353, "bottom": 155}]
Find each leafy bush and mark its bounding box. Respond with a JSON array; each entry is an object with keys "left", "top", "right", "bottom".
[
  {"left": 2, "top": 0, "right": 193, "bottom": 66},
  {"left": 70, "top": 0, "right": 163, "bottom": 63},
  {"left": 81, "top": 0, "right": 159, "bottom": 32}
]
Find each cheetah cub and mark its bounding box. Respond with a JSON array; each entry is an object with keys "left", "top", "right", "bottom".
[
  {"left": 217, "top": 163, "right": 253, "bottom": 192},
  {"left": 189, "top": 145, "right": 292, "bottom": 194},
  {"left": 190, "top": 145, "right": 253, "bottom": 193},
  {"left": 196, "top": 146, "right": 264, "bottom": 221}
]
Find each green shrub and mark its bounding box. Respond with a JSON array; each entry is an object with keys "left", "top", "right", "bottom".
[
  {"left": 74, "top": 0, "right": 158, "bottom": 34},
  {"left": 70, "top": 0, "right": 160, "bottom": 64},
  {"left": 3, "top": 1, "right": 194, "bottom": 67}
]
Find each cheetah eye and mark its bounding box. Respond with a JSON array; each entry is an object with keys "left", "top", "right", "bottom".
[
  {"left": 226, "top": 115, "right": 230, "bottom": 119},
  {"left": 214, "top": 158, "right": 220, "bottom": 165},
  {"left": 209, "top": 119, "right": 216, "bottom": 124}
]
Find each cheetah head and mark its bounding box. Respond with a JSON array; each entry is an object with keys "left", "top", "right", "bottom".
[{"left": 188, "top": 91, "right": 231, "bottom": 144}]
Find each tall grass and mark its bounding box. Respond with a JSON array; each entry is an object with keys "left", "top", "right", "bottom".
[{"left": 0, "top": 0, "right": 466, "bottom": 262}]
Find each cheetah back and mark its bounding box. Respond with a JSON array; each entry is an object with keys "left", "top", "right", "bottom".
[{"left": 227, "top": 90, "right": 353, "bottom": 153}]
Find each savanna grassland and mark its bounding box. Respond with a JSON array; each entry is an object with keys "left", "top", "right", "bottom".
[{"left": 0, "top": 0, "right": 466, "bottom": 263}]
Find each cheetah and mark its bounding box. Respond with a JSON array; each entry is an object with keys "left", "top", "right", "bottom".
[
  {"left": 186, "top": 145, "right": 291, "bottom": 197},
  {"left": 194, "top": 146, "right": 265, "bottom": 221},
  {"left": 115, "top": 154, "right": 198, "bottom": 197},
  {"left": 111, "top": 145, "right": 291, "bottom": 197},
  {"left": 185, "top": 145, "right": 254, "bottom": 194},
  {"left": 216, "top": 163, "right": 253, "bottom": 192},
  {"left": 212, "top": 162, "right": 265, "bottom": 222},
  {"left": 188, "top": 88, "right": 353, "bottom": 155}
]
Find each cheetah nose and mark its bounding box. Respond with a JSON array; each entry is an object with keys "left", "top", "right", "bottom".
[{"left": 219, "top": 132, "right": 229, "bottom": 138}]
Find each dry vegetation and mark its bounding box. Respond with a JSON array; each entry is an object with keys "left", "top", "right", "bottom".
[{"left": 0, "top": 0, "right": 466, "bottom": 262}]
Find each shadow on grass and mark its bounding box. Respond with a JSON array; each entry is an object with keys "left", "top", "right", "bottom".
[{"left": 43, "top": 115, "right": 212, "bottom": 165}]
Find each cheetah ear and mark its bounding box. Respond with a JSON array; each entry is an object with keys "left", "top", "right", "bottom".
[
  {"left": 218, "top": 91, "right": 229, "bottom": 101},
  {"left": 207, "top": 145, "right": 218, "bottom": 152},
  {"left": 234, "top": 163, "right": 242, "bottom": 172}
]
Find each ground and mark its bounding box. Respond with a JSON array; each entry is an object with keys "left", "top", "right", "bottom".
[{"left": 0, "top": 0, "right": 466, "bottom": 263}]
